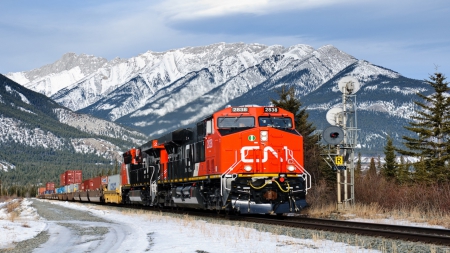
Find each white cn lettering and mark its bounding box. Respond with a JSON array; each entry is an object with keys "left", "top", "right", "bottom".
[{"left": 240, "top": 146, "right": 284, "bottom": 163}]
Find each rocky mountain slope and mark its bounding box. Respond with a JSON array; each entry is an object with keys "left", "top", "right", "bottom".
[
  {"left": 5, "top": 43, "right": 433, "bottom": 155},
  {"left": 0, "top": 74, "right": 147, "bottom": 183}
]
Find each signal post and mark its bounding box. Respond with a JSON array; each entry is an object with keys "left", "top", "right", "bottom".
[{"left": 322, "top": 77, "right": 360, "bottom": 210}]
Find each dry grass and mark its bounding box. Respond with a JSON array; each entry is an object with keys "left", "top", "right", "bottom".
[
  {"left": 6, "top": 200, "right": 21, "bottom": 213},
  {"left": 1, "top": 199, "right": 23, "bottom": 223},
  {"left": 306, "top": 177, "right": 450, "bottom": 228}
]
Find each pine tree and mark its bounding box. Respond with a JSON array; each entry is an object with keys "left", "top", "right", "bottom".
[
  {"left": 382, "top": 136, "right": 397, "bottom": 180},
  {"left": 355, "top": 152, "right": 362, "bottom": 178},
  {"left": 367, "top": 157, "right": 377, "bottom": 178},
  {"left": 397, "top": 156, "right": 408, "bottom": 184},
  {"left": 113, "top": 159, "right": 119, "bottom": 175},
  {"left": 377, "top": 154, "right": 382, "bottom": 171},
  {"left": 271, "top": 86, "right": 330, "bottom": 185},
  {"left": 413, "top": 158, "right": 432, "bottom": 184},
  {"left": 398, "top": 73, "right": 450, "bottom": 182}
]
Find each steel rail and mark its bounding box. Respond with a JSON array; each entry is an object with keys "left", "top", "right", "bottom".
[{"left": 240, "top": 216, "right": 450, "bottom": 246}]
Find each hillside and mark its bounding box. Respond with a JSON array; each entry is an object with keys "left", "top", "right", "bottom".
[{"left": 0, "top": 74, "right": 147, "bottom": 185}]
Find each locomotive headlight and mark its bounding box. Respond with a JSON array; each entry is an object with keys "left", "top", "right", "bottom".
[
  {"left": 244, "top": 165, "right": 252, "bottom": 172},
  {"left": 260, "top": 131, "right": 268, "bottom": 141},
  {"left": 287, "top": 165, "right": 295, "bottom": 172}
]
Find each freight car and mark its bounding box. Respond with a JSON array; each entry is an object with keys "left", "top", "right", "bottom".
[{"left": 40, "top": 105, "right": 311, "bottom": 215}]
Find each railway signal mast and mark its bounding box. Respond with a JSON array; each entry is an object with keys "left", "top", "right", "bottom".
[{"left": 323, "top": 76, "right": 360, "bottom": 210}]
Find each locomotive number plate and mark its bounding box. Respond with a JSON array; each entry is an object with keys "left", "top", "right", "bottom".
[
  {"left": 264, "top": 107, "right": 278, "bottom": 113},
  {"left": 232, "top": 107, "right": 249, "bottom": 112}
]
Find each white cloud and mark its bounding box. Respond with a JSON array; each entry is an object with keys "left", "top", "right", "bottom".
[{"left": 157, "top": 0, "right": 364, "bottom": 21}]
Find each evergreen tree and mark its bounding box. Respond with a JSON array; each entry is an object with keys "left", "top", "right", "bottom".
[
  {"left": 114, "top": 159, "right": 119, "bottom": 175},
  {"left": 397, "top": 156, "right": 409, "bottom": 184},
  {"left": 382, "top": 136, "right": 397, "bottom": 180},
  {"left": 367, "top": 157, "right": 377, "bottom": 178},
  {"left": 398, "top": 73, "right": 450, "bottom": 182},
  {"left": 271, "top": 86, "right": 330, "bottom": 185},
  {"left": 355, "top": 152, "right": 362, "bottom": 178},
  {"left": 377, "top": 154, "right": 382, "bottom": 171},
  {"left": 413, "top": 158, "right": 432, "bottom": 184}
]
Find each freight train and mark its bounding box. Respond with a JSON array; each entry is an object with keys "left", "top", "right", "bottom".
[{"left": 39, "top": 105, "right": 311, "bottom": 215}]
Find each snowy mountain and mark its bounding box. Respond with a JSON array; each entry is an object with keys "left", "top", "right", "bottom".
[
  {"left": 5, "top": 42, "right": 433, "bottom": 154},
  {"left": 7, "top": 53, "right": 109, "bottom": 97}
]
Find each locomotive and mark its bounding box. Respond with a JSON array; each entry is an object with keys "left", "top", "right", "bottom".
[
  {"left": 119, "top": 105, "right": 310, "bottom": 214},
  {"left": 41, "top": 105, "right": 311, "bottom": 215}
]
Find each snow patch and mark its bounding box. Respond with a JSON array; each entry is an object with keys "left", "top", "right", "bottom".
[{"left": 5, "top": 85, "right": 30, "bottom": 104}]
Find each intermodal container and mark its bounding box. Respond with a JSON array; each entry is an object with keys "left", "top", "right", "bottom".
[
  {"left": 56, "top": 186, "right": 65, "bottom": 194},
  {"left": 79, "top": 183, "right": 85, "bottom": 191},
  {"left": 101, "top": 176, "right": 108, "bottom": 185},
  {"left": 107, "top": 174, "right": 120, "bottom": 191},
  {"left": 65, "top": 183, "right": 78, "bottom": 193},
  {"left": 89, "top": 176, "right": 102, "bottom": 190},
  {"left": 60, "top": 173, "right": 66, "bottom": 186},
  {"left": 83, "top": 179, "right": 92, "bottom": 191},
  {"left": 64, "top": 170, "right": 83, "bottom": 185},
  {"left": 38, "top": 187, "right": 46, "bottom": 195},
  {"left": 46, "top": 182, "right": 55, "bottom": 192}
]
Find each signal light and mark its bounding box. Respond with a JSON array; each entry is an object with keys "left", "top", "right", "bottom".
[{"left": 330, "top": 132, "right": 339, "bottom": 138}]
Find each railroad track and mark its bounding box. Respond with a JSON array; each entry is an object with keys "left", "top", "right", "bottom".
[
  {"left": 238, "top": 215, "right": 450, "bottom": 246},
  {"left": 56, "top": 200, "right": 450, "bottom": 246},
  {"left": 133, "top": 206, "right": 450, "bottom": 246}
]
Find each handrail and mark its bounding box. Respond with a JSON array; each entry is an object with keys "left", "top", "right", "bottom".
[
  {"left": 284, "top": 147, "right": 311, "bottom": 191},
  {"left": 220, "top": 150, "right": 241, "bottom": 196}
]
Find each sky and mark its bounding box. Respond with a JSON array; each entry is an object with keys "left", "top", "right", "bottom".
[{"left": 0, "top": 0, "right": 449, "bottom": 80}]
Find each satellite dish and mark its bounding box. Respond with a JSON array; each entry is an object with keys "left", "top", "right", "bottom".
[
  {"left": 323, "top": 126, "right": 344, "bottom": 145},
  {"left": 338, "top": 76, "right": 360, "bottom": 94},
  {"left": 326, "top": 107, "right": 344, "bottom": 126}
]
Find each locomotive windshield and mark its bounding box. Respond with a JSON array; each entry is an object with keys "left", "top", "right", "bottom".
[
  {"left": 259, "top": 117, "right": 293, "bottom": 128},
  {"left": 217, "top": 116, "right": 255, "bottom": 128}
]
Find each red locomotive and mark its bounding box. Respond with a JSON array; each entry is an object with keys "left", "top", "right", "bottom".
[{"left": 122, "top": 105, "right": 310, "bottom": 214}]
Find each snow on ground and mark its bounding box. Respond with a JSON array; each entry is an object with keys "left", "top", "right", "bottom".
[
  {"left": 0, "top": 198, "right": 441, "bottom": 252},
  {"left": 0, "top": 199, "right": 47, "bottom": 249}
]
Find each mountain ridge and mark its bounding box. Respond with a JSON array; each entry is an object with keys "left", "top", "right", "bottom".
[{"left": 4, "top": 42, "right": 434, "bottom": 155}]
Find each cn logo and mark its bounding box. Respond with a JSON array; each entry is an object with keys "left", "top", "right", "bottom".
[{"left": 240, "top": 146, "right": 285, "bottom": 163}]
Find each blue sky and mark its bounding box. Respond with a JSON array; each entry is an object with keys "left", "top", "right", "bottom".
[{"left": 1, "top": 0, "right": 449, "bottom": 80}]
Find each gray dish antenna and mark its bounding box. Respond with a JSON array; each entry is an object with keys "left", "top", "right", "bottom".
[
  {"left": 323, "top": 126, "right": 344, "bottom": 145},
  {"left": 338, "top": 76, "right": 360, "bottom": 94},
  {"left": 326, "top": 107, "right": 344, "bottom": 126}
]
